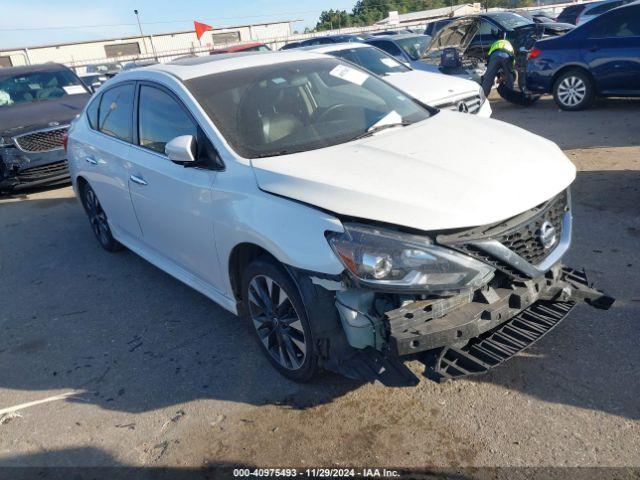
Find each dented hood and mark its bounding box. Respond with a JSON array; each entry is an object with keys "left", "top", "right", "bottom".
[{"left": 251, "top": 111, "right": 576, "bottom": 231}]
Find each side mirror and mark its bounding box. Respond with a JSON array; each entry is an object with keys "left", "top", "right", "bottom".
[{"left": 165, "top": 135, "right": 196, "bottom": 163}]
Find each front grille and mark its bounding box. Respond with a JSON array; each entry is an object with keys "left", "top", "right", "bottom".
[
  {"left": 17, "top": 160, "right": 68, "bottom": 181},
  {"left": 13, "top": 127, "right": 68, "bottom": 152},
  {"left": 495, "top": 191, "right": 568, "bottom": 266},
  {"left": 438, "top": 94, "right": 482, "bottom": 114},
  {"left": 439, "top": 190, "right": 570, "bottom": 278}
]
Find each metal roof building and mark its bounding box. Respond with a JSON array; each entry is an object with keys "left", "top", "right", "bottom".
[{"left": 0, "top": 20, "right": 295, "bottom": 68}]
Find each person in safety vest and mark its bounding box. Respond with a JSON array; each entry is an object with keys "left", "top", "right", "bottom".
[{"left": 481, "top": 38, "right": 539, "bottom": 106}]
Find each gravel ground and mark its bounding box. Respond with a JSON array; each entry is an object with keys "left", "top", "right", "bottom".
[{"left": 0, "top": 96, "right": 638, "bottom": 472}]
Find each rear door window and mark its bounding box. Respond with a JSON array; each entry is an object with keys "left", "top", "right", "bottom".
[
  {"left": 589, "top": 9, "right": 640, "bottom": 37},
  {"left": 98, "top": 83, "right": 134, "bottom": 142}
]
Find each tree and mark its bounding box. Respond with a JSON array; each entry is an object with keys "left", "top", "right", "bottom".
[
  {"left": 315, "top": 0, "right": 535, "bottom": 31},
  {"left": 315, "top": 9, "right": 353, "bottom": 31}
]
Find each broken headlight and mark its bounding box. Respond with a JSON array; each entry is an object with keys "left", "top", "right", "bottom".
[{"left": 328, "top": 223, "right": 494, "bottom": 293}]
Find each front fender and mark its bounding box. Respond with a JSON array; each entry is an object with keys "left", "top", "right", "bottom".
[{"left": 211, "top": 164, "right": 345, "bottom": 298}]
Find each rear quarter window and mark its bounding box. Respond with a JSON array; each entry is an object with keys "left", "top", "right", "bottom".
[{"left": 86, "top": 96, "right": 99, "bottom": 130}]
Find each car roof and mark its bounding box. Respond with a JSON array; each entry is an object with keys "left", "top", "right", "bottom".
[
  {"left": 301, "top": 42, "right": 370, "bottom": 54},
  {"left": 144, "top": 50, "right": 330, "bottom": 80},
  {"left": 0, "top": 63, "right": 70, "bottom": 76},
  {"left": 214, "top": 42, "right": 266, "bottom": 52},
  {"left": 366, "top": 33, "right": 426, "bottom": 41}
]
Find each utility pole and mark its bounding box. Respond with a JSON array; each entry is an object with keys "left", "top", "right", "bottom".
[{"left": 134, "top": 9, "right": 158, "bottom": 58}]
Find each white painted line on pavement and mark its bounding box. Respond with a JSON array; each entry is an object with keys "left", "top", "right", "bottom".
[{"left": 0, "top": 390, "right": 85, "bottom": 416}]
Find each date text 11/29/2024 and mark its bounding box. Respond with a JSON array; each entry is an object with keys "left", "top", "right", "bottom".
[{"left": 233, "top": 468, "right": 401, "bottom": 477}]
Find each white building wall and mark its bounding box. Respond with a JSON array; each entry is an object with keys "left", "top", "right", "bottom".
[{"left": 0, "top": 21, "right": 293, "bottom": 68}]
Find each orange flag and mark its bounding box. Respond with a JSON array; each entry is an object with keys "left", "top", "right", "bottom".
[{"left": 194, "top": 21, "right": 213, "bottom": 40}]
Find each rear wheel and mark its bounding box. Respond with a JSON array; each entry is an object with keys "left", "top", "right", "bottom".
[
  {"left": 242, "top": 257, "right": 319, "bottom": 382},
  {"left": 81, "top": 183, "right": 122, "bottom": 252},
  {"left": 553, "top": 69, "right": 594, "bottom": 111}
]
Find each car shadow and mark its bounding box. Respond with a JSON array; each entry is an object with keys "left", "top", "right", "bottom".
[
  {"left": 0, "top": 169, "right": 638, "bottom": 420},
  {"left": 0, "top": 190, "right": 360, "bottom": 413},
  {"left": 490, "top": 95, "right": 640, "bottom": 150},
  {"left": 0, "top": 446, "right": 256, "bottom": 478}
]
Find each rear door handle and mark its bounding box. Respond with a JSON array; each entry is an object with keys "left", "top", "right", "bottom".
[
  {"left": 85, "top": 155, "right": 98, "bottom": 165},
  {"left": 129, "top": 174, "right": 148, "bottom": 186}
]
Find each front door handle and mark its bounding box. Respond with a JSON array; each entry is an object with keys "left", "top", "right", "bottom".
[
  {"left": 129, "top": 174, "right": 148, "bottom": 186},
  {"left": 85, "top": 155, "right": 98, "bottom": 165}
]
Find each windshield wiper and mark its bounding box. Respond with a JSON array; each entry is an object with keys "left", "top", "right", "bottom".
[
  {"left": 254, "top": 149, "right": 294, "bottom": 158},
  {"left": 350, "top": 121, "right": 413, "bottom": 141}
]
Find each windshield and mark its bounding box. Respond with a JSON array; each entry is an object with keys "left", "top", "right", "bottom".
[
  {"left": 489, "top": 12, "right": 534, "bottom": 30},
  {"left": 0, "top": 69, "right": 88, "bottom": 108},
  {"left": 394, "top": 36, "right": 431, "bottom": 60},
  {"left": 186, "top": 59, "right": 431, "bottom": 158},
  {"left": 330, "top": 46, "right": 410, "bottom": 76}
]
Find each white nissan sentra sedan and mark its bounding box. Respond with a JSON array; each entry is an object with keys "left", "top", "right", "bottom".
[
  {"left": 302, "top": 42, "right": 492, "bottom": 117},
  {"left": 67, "top": 51, "right": 612, "bottom": 384}
]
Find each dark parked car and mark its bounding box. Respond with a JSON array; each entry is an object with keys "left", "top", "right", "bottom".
[
  {"left": 514, "top": 10, "right": 576, "bottom": 31},
  {"left": 526, "top": 2, "right": 640, "bottom": 110},
  {"left": 280, "top": 34, "right": 364, "bottom": 50},
  {"left": 419, "top": 12, "right": 569, "bottom": 83},
  {"left": 556, "top": 3, "right": 590, "bottom": 24},
  {"left": 0, "top": 63, "right": 90, "bottom": 191},
  {"left": 364, "top": 34, "right": 433, "bottom": 68},
  {"left": 367, "top": 29, "right": 413, "bottom": 36}
]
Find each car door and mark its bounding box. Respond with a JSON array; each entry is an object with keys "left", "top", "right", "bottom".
[
  {"left": 467, "top": 19, "right": 502, "bottom": 60},
  {"left": 82, "top": 83, "right": 143, "bottom": 239},
  {"left": 127, "top": 83, "right": 224, "bottom": 289},
  {"left": 583, "top": 7, "right": 640, "bottom": 94}
]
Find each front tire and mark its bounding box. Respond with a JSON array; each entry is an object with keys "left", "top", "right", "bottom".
[
  {"left": 80, "top": 183, "right": 122, "bottom": 252},
  {"left": 553, "top": 69, "right": 594, "bottom": 111},
  {"left": 242, "top": 257, "right": 319, "bottom": 382}
]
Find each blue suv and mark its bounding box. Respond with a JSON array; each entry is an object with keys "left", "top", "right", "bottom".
[{"left": 526, "top": 2, "right": 640, "bottom": 110}]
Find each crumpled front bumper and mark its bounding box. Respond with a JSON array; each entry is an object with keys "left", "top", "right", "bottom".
[
  {"left": 422, "top": 268, "right": 613, "bottom": 381},
  {"left": 0, "top": 146, "right": 69, "bottom": 191},
  {"left": 331, "top": 265, "right": 613, "bottom": 385},
  {"left": 386, "top": 264, "right": 613, "bottom": 357}
]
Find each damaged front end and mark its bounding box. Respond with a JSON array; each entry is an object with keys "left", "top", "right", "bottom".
[
  {"left": 308, "top": 189, "right": 613, "bottom": 385},
  {"left": 0, "top": 126, "right": 70, "bottom": 192}
]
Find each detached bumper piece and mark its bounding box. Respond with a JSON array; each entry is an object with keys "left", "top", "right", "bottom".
[
  {"left": 422, "top": 299, "right": 574, "bottom": 382},
  {"left": 419, "top": 267, "right": 613, "bottom": 382},
  {"left": 336, "top": 347, "right": 419, "bottom": 387}
]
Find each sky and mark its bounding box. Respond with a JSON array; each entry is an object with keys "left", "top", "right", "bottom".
[{"left": 0, "top": 0, "right": 356, "bottom": 49}]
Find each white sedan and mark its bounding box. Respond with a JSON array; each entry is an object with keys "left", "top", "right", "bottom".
[
  {"left": 67, "top": 51, "right": 607, "bottom": 384},
  {"left": 304, "top": 42, "right": 492, "bottom": 117}
]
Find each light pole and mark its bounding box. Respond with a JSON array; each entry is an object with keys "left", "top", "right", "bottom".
[{"left": 133, "top": 9, "right": 157, "bottom": 58}]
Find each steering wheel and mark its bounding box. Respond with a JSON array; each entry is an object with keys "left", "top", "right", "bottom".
[{"left": 316, "top": 104, "right": 357, "bottom": 123}]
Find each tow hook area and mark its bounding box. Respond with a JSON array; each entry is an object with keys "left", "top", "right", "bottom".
[{"left": 421, "top": 267, "right": 614, "bottom": 382}]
